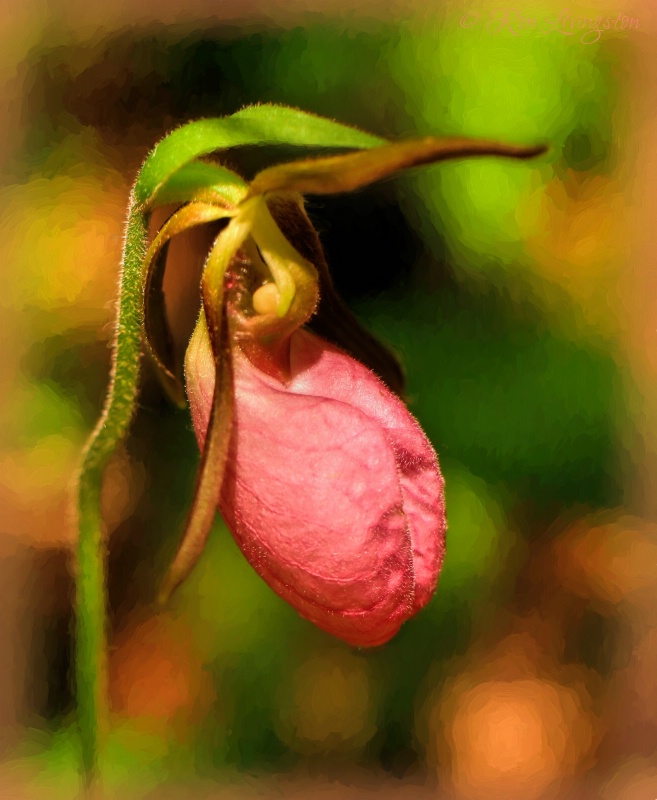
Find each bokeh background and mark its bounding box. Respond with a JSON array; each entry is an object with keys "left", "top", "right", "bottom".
[{"left": 1, "top": 1, "right": 656, "bottom": 797}]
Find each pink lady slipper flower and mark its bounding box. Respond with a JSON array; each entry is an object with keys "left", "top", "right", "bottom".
[
  {"left": 185, "top": 311, "right": 446, "bottom": 648},
  {"left": 146, "top": 187, "right": 445, "bottom": 648},
  {"left": 145, "top": 136, "right": 546, "bottom": 647},
  {"left": 72, "top": 109, "right": 548, "bottom": 795}
]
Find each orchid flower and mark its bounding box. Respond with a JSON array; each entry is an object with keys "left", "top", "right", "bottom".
[
  {"left": 74, "top": 105, "right": 546, "bottom": 788},
  {"left": 143, "top": 186, "right": 442, "bottom": 647},
  {"left": 138, "top": 134, "right": 547, "bottom": 646}
]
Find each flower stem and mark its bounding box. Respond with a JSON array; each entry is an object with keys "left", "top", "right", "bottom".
[
  {"left": 74, "top": 202, "right": 149, "bottom": 794},
  {"left": 76, "top": 466, "right": 108, "bottom": 796}
]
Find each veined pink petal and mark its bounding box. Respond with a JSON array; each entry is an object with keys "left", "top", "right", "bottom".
[{"left": 185, "top": 322, "right": 446, "bottom": 647}]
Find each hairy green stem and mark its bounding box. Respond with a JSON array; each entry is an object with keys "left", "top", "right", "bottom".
[{"left": 75, "top": 201, "right": 148, "bottom": 793}]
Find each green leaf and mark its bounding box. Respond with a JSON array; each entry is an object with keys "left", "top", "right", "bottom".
[
  {"left": 134, "top": 104, "right": 386, "bottom": 209},
  {"left": 248, "top": 137, "right": 549, "bottom": 197}
]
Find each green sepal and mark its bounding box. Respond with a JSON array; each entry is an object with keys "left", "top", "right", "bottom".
[
  {"left": 152, "top": 160, "right": 248, "bottom": 208},
  {"left": 135, "top": 104, "right": 386, "bottom": 210}
]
